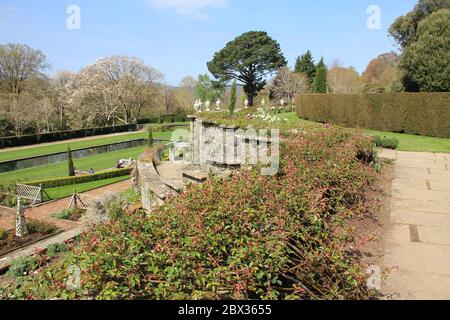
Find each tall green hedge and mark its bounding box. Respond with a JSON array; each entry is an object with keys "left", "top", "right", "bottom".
[
  {"left": 296, "top": 93, "right": 450, "bottom": 138},
  {"left": 26, "top": 168, "right": 132, "bottom": 188}
]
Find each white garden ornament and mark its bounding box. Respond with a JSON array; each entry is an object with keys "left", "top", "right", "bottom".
[
  {"left": 244, "top": 99, "right": 249, "bottom": 109},
  {"left": 205, "top": 100, "right": 211, "bottom": 112},
  {"left": 216, "top": 99, "right": 222, "bottom": 111},
  {"left": 15, "top": 197, "right": 28, "bottom": 237},
  {"left": 194, "top": 100, "right": 202, "bottom": 113}
]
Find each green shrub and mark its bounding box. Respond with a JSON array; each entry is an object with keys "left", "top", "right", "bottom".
[
  {"left": 381, "top": 137, "right": 400, "bottom": 149},
  {"left": 27, "top": 168, "right": 132, "bottom": 189},
  {"left": 372, "top": 135, "right": 383, "bottom": 147},
  {"left": 7, "top": 256, "right": 37, "bottom": 278},
  {"left": 67, "top": 147, "right": 75, "bottom": 177},
  {"left": 296, "top": 93, "right": 450, "bottom": 138},
  {"left": 46, "top": 243, "right": 69, "bottom": 258},
  {"left": 3, "top": 195, "right": 17, "bottom": 208},
  {"left": 0, "top": 228, "right": 7, "bottom": 240},
  {"left": 53, "top": 208, "right": 83, "bottom": 221},
  {"left": 26, "top": 220, "right": 58, "bottom": 235},
  {"left": 3, "top": 127, "right": 378, "bottom": 300},
  {"left": 147, "top": 127, "right": 153, "bottom": 148}
]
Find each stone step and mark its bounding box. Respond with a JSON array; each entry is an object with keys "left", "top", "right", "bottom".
[
  {"left": 182, "top": 168, "right": 210, "bottom": 184},
  {"left": 164, "top": 178, "right": 186, "bottom": 193}
]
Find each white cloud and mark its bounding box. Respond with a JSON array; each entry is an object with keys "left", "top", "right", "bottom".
[{"left": 147, "top": 0, "right": 228, "bottom": 20}]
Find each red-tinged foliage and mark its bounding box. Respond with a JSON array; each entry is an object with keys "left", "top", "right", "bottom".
[{"left": 1, "top": 125, "right": 380, "bottom": 300}]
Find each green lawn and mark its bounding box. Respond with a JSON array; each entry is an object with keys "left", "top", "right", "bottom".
[
  {"left": 0, "top": 128, "right": 178, "bottom": 162},
  {"left": 45, "top": 176, "right": 130, "bottom": 200},
  {"left": 280, "top": 113, "right": 450, "bottom": 153},
  {"left": 0, "top": 145, "right": 147, "bottom": 183}
]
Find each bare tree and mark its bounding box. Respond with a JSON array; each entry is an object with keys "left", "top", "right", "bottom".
[
  {"left": 327, "top": 66, "right": 362, "bottom": 93},
  {"left": 268, "top": 66, "right": 309, "bottom": 102},
  {"left": 0, "top": 44, "right": 50, "bottom": 95},
  {"left": 175, "top": 76, "right": 197, "bottom": 112}
]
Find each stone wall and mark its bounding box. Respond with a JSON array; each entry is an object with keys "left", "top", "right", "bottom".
[
  {"left": 137, "top": 115, "right": 279, "bottom": 211},
  {"left": 188, "top": 115, "right": 277, "bottom": 170},
  {"left": 137, "top": 148, "right": 173, "bottom": 212}
]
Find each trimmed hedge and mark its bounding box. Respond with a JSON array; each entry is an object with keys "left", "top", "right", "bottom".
[
  {"left": 0, "top": 115, "right": 188, "bottom": 149},
  {"left": 26, "top": 168, "right": 132, "bottom": 188},
  {"left": 0, "top": 124, "right": 139, "bottom": 149},
  {"left": 137, "top": 114, "right": 189, "bottom": 125},
  {"left": 296, "top": 93, "right": 450, "bottom": 138}
]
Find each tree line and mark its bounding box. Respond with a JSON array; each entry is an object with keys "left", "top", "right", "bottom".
[
  {"left": 0, "top": 48, "right": 195, "bottom": 137},
  {"left": 205, "top": 0, "right": 448, "bottom": 107},
  {"left": 0, "top": 0, "right": 447, "bottom": 137}
]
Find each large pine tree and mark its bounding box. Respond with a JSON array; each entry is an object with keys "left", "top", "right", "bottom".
[
  {"left": 312, "top": 58, "right": 327, "bottom": 93},
  {"left": 294, "top": 50, "right": 316, "bottom": 85}
]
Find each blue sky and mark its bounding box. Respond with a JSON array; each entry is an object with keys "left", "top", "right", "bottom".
[{"left": 0, "top": 0, "right": 417, "bottom": 85}]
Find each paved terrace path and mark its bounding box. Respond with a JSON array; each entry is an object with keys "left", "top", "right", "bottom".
[
  {"left": 0, "top": 179, "right": 131, "bottom": 232},
  {"left": 380, "top": 150, "right": 450, "bottom": 300}
]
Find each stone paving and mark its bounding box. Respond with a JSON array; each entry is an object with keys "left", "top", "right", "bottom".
[{"left": 380, "top": 150, "right": 450, "bottom": 300}]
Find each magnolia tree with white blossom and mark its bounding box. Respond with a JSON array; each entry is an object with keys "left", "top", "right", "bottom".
[{"left": 63, "top": 55, "right": 163, "bottom": 129}]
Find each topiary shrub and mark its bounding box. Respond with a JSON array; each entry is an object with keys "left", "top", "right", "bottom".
[
  {"left": 381, "top": 137, "right": 399, "bottom": 149},
  {"left": 7, "top": 256, "right": 37, "bottom": 278},
  {"left": 372, "top": 135, "right": 383, "bottom": 147}
]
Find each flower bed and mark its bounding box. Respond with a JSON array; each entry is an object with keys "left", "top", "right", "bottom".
[
  {"left": 0, "top": 220, "right": 60, "bottom": 257},
  {"left": 0, "top": 118, "right": 381, "bottom": 300}
]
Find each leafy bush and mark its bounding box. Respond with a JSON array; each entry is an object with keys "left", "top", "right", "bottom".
[
  {"left": 26, "top": 220, "right": 59, "bottom": 235},
  {"left": 53, "top": 208, "right": 83, "bottom": 221},
  {"left": 381, "top": 137, "right": 399, "bottom": 149},
  {"left": 0, "top": 228, "right": 7, "bottom": 240},
  {"left": 296, "top": 93, "right": 450, "bottom": 138},
  {"left": 372, "top": 136, "right": 383, "bottom": 147},
  {"left": 46, "top": 243, "right": 69, "bottom": 258},
  {"left": 2, "top": 195, "right": 17, "bottom": 208},
  {"left": 7, "top": 257, "right": 37, "bottom": 278},
  {"left": 2, "top": 126, "right": 379, "bottom": 300},
  {"left": 26, "top": 168, "right": 132, "bottom": 189}
]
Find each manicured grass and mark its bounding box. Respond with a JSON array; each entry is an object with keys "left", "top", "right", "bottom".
[
  {"left": 0, "top": 145, "right": 147, "bottom": 183},
  {"left": 280, "top": 113, "right": 450, "bottom": 153},
  {"left": 0, "top": 128, "right": 178, "bottom": 162},
  {"left": 45, "top": 176, "right": 130, "bottom": 200},
  {"left": 362, "top": 129, "right": 450, "bottom": 153}
]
